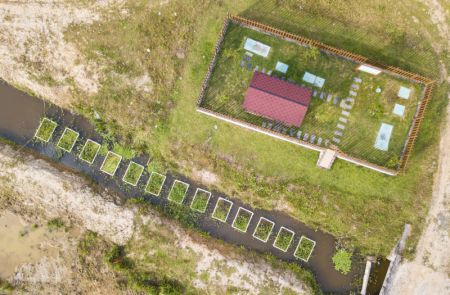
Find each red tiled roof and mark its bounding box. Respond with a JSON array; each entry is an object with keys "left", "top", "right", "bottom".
[{"left": 243, "top": 72, "right": 312, "bottom": 127}]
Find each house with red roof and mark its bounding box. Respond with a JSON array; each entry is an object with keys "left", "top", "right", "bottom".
[{"left": 242, "top": 71, "right": 312, "bottom": 127}]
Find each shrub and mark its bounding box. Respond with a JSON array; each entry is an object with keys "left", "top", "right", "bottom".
[{"left": 332, "top": 250, "right": 352, "bottom": 274}]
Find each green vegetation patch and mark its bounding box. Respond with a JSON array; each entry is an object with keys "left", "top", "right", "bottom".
[
  {"left": 211, "top": 197, "right": 233, "bottom": 222},
  {"left": 145, "top": 172, "right": 166, "bottom": 196},
  {"left": 232, "top": 207, "right": 254, "bottom": 232},
  {"left": 273, "top": 227, "right": 295, "bottom": 252},
  {"left": 57, "top": 127, "right": 79, "bottom": 152},
  {"left": 79, "top": 139, "right": 101, "bottom": 164},
  {"left": 168, "top": 180, "right": 189, "bottom": 204},
  {"left": 34, "top": 117, "right": 57, "bottom": 142},
  {"left": 294, "top": 236, "right": 316, "bottom": 262},
  {"left": 123, "top": 161, "right": 144, "bottom": 186},
  {"left": 253, "top": 217, "right": 275, "bottom": 242},
  {"left": 332, "top": 249, "right": 353, "bottom": 274},
  {"left": 100, "top": 151, "right": 122, "bottom": 176},
  {"left": 190, "top": 188, "right": 211, "bottom": 213}
]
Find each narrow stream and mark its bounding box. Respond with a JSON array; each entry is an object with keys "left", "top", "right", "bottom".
[{"left": 0, "top": 79, "right": 366, "bottom": 293}]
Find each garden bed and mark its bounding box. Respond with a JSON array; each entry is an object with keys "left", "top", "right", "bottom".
[
  {"left": 252, "top": 217, "right": 275, "bottom": 242},
  {"left": 122, "top": 161, "right": 144, "bottom": 186},
  {"left": 34, "top": 118, "right": 57, "bottom": 142},
  {"left": 167, "top": 180, "right": 189, "bottom": 204},
  {"left": 294, "top": 236, "right": 316, "bottom": 262},
  {"left": 78, "top": 139, "right": 101, "bottom": 164},
  {"left": 100, "top": 151, "right": 122, "bottom": 176},
  {"left": 231, "top": 207, "right": 254, "bottom": 232},
  {"left": 211, "top": 197, "right": 233, "bottom": 222},
  {"left": 273, "top": 227, "right": 295, "bottom": 252},
  {"left": 56, "top": 127, "right": 79, "bottom": 152},
  {"left": 190, "top": 188, "right": 211, "bottom": 213},
  {"left": 144, "top": 172, "right": 166, "bottom": 196}
]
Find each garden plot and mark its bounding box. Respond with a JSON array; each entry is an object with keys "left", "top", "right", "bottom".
[
  {"left": 145, "top": 172, "right": 166, "bottom": 196},
  {"left": 190, "top": 188, "right": 211, "bottom": 213},
  {"left": 211, "top": 197, "right": 233, "bottom": 223},
  {"left": 78, "top": 139, "right": 101, "bottom": 164},
  {"left": 273, "top": 227, "right": 295, "bottom": 252},
  {"left": 252, "top": 217, "right": 275, "bottom": 242},
  {"left": 34, "top": 118, "right": 57, "bottom": 142},
  {"left": 294, "top": 236, "right": 316, "bottom": 262},
  {"left": 100, "top": 151, "right": 122, "bottom": 176},
  {"left": 232, "top": 207, "right": 254, "bottom": 233},
  {"left": 168, "top": 180, "right": 189, "bottom": 204},
  {"left": 122, "top": 161, "right": 144, "bottom": 186},
  {"left": 56, "top": 127, "right": 79, "bottom": 152}
]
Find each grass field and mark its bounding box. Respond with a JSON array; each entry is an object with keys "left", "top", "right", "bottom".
[
  {"left": 35, "top": 118, "right": 57, "bottom": 142},
  {"left": 65, "top": 0, "right": 449, "bottom": 257}
]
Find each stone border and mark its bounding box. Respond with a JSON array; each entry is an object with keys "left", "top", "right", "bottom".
[
  {"left": 252, "top": 217, "right": 275, "bottom": 243},
  {"left": 231, "top": 207, "right": 254, "bottom": 233},
  {"left": 190, "top": 188, "right": 212, "bottom": 213},
  {"left": 167, "top": 179, "right": 190, "bottom": 204},
  {"left": 211, "top": 197, "right": 233, "bottom": 223},
  {"left": 34, "top": 117, "right": 57, "bottom": 142},
  {"left": 144, "top": 172, "right": 166, "bottom": 196},
  {"left": 56, "top": 127, "right": 79, "bottom": 153},
  {"left": 122, "top": 161, "right": 144, "bottom": 186},
  {"left": 273, "top": 226, "right": 295, "bottom": 252},
  {"left": 100, "top": 151, "right": 122, "bottom": 176},
  {"left": 294, "top": 236, "right": 316, "bottom": 262},
  {"left": 78, "top": 139, "right": 101, "bottom": 165}
]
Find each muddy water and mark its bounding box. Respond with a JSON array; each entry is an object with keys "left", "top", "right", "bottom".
[
  {"left": 0, "top": 211, "right": 62, "bottom": 278},
  {"left": 0, "top": 79, "right": 365, "bottom": 293}
]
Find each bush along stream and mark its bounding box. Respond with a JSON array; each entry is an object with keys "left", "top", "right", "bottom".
[{"left": 0, "top": 79, "right": 368, "bottom": 293}]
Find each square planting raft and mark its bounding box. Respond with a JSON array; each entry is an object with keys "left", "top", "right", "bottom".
[
  {"left": 253, "top": 217, "right": 275, "bottom": 242},
  {"left": 122, "top": 161, "right": 144, "bottom": 186},
  {"left": 212, "top": 197, "right": 233, "bottom": 222},
  {"left": 168, "top": 180, "right": 189, "bottom": 204},
  {"left": 294, "top": 236, "right": 316, "bottom": 262},
  {"left": 34, "top": 118, "right": 57, "bottom": 142},
  {"left": 145, "top": 172, "right": 166, "bottom": 196},
  {"left": 57, "top": 127, "right": 79, "bottom": 152},
  {"left": 190, "top": 188, "right": 212, "bottom": 213},
  {"left": 100, "top": 151, "right": 122, "bottom": 176},
  {"left": 273, "top": 227, "right": 295, "bottom": 252},
  {"left": 79, "top": 139, "right": 101, "bottom": 164},
  {"left": 232, "top": 207, "right": 254, "bottom": 233}
]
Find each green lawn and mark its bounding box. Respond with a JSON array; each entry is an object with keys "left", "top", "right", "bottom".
[
  {"left": 123, "top": 161, "right": 144, "bottom": 186},
  {"left": 294, "top": 236, "right": 316, "bottom": 262},
  {"left": 200, "top": 22, "right": 423, "bottom": 168},
  {"left": 100, "top": 151, "right": 122, "bottom": 176},
  {"left": 232, "top": 207, "right": 253, "bottom": 232},
  {"left": 190, "top": 189, "right": 211, "bottom": 213},
  {"left": 274, "top": 227, "right": 294, "bottom": 252},
  {"left": 35, "top": 118, "right": 57, "bottom": 142},
  {"left": 168, "top": 180, "right": 189, "bottom": 204},
  {"left": 212, "top": 197, "right": 233, "bottom": 222},
  {"left": 253, "top": 217, "right": 274, "bottom": 242},
  {"left": 79, "top": 139, "right": 101, "bottom": 164},
  {"left": 145, "top": 172, "right": 166, "bottom": 196},
  {"left": 57, "top": 127, "right": 79, "bottom": 152}
]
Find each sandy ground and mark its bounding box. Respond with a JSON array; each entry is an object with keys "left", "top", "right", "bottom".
[{"left": 0, "top": 144, "right": 310, "bottom": 294}]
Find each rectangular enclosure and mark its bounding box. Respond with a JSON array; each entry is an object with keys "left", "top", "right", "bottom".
[
  {"left": 167, "top": 180, "right": 189, "bottom": 204},
  {"left": 145, "top": 172, "right": 166, "bottom": 196},
  {"left": 252, "top": 217, "right": 275, "bottom": 242},
  {"left": 57, "top": 127, "right": 79, "bottom": 152},
  {"left": 273, "top": 227, "right": 295, "bottom": 252},
  {"left": 190, "top": 188, "right": 212, "bottom": 213},
  {"left": 211, "top": 197, "right": 233, "bottom": 223},
  {"left": 294, "top": 236, "right": 316, "bottom": 262},
  {"left": 100, "top": 151, "right": 122, "bottom": 176},
  {"left": 122, "top": 161, "right": 144, "bottom": 186},
  {"left": 232, "top": 207, "right": 254, "bottom": 233},
  {"left": 34, "top": 118, "right": 57, "bottom": 142},
  {"left": 79, "top": 139, "right": 101, "bottom": 164}
]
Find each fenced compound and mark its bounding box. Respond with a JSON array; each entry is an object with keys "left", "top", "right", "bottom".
[{"left": 196, "top": 14, "right": 435, "bottom": 174}]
